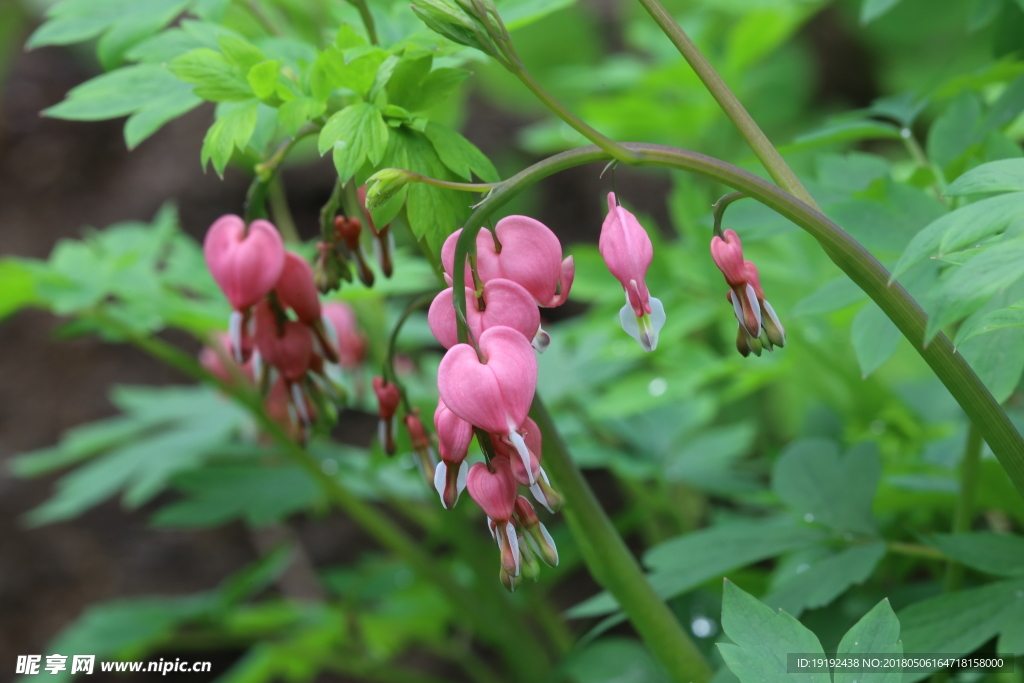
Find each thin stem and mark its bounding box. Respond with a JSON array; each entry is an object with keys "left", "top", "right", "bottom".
[
  {"left": 95, "top": 314, "right": 551, "bottom": 683},
  {"left": 449, "top": 142, "right": 1024, "bottom": 501},
  {"left": 530, "top": 398, "right": 712, "bottom": 683},
  {"left": 346, "top": 0, "right": 379, "bottom": 45},
  {"left": 887, "top": 541, "right": 946, "bottom": 561},
  {"left": 267, "top": 176, "right": 300, "bottom": 244},
  {"left": 384, "top": 293, "right": 435, "bottom": 412},
  {"left": 712, "top": 191, "right": 746, "bottom": 237},
  {"left": 944, "top": 424, "right": 984, "bottom": 591},
  {"left": 634, "top": 0, "right": 818, "bottom": 209}
]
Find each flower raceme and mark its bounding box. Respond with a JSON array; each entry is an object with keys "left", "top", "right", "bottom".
[
  {"left": 599, "top": 193, "right": 666, "bottom": 352},
  {"left": 203, "top": 215, "right": 368, "bottom": 440},
  {"left": 710, "top": 229, "right": 786, "bottom": 356}
]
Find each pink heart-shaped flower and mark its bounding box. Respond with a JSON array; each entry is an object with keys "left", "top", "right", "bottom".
[
  {"left": 428, "top": 278, "right": 541, "bottom": 349},
  {"left": 204, "top": 215, "right": 285, "bottom": 310},
  {"left": 253, "top": 301, "right": 313, "bottom": 381},
  {"left": 274, "top": 251, "right": 321, "bottom": 323},
  {"left": 437, "top": 326, "right": 537, "bottom": 436},
  {"left": 466, "top": 457, "right": 517, "bottom": 521}
]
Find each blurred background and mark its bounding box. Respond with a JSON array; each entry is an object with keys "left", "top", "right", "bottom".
[{"left": 2, "top": 0, "right": 1022, "bottom": 680}]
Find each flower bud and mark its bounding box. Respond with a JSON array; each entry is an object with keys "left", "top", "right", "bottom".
[
  {"left": 514, "top": 496, "right": 559, "bottom": 566},
  {"left": 363, "top": 169, "right": 415, "bottom": 212},
  {"left": 373, "top": 376, "right": 401, "bottom": 455},
  {"left": 253, "top": 301, "right": 314, "bottom": 382}
]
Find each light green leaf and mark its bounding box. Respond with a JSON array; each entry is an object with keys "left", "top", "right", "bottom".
[
  {"left": 45, "top": 64, "right": 198, "bottom": 121},
  {"left": 316, "top": 46, "right": 388, "bottom": 98},
  {"left": 170, "top": 47, "right": 253, "bottom": 102},
  {"left": 946, "top": 158, "right": 1024, "bottom": 195},
  {"left": 216, "top": 32, "right": 266, "bottom": 69},
  {"left": 927, "top": 532, "right": 1024, "bottom": 576},
  {"left": 771, "top": 439, "right": 879, "bottom": 535},
  {"left": 835, "top": 599, "right": 903, "bottom": 683},
  {"left": 791, "top": 276, "right": 867, "bottom": 315},
  {"left": 0, "top": 258, "right": 41, "bottom": 321},
  {"left": 790, "top": 119, "right": 902, "bottom": 151},
  {"left": 860, "top": 0, "right": 905, "bottom": 23},
  {"left": 247, "top": 59, "right": 281, "bottom": 100},
  {"left": 958, "top": 324, "right": 1024, "bottom": 403},
  {"left": 565, "top": 638, "right": 671, "bottom": 683},
  {"left": 891, "top": 192, "right": 1024, "bottom": 280},
  {"left": 498, "top": 0, "right": 577, "bottom": 30},
  {"left": 764, "top": 543, "right": 886, "bottom": 618},
  {"left": 422, "top": 121, "right": 499, "bottom": 182},
  {"left": 123, "top": 87, "right": 204, "bottom": 149},
  {"left": 277, "top": 96, "right": 326, "bottom": 137},
  {"left": 319, "top": 103, "right": 389, "bottom": 183},
  {"left": 718, "top": 580, "right": 829, "bottom": 683},
  {"left": 201, "top": 100, "right": 260, "bottom": 176},
  {"left": 851, "top": 302, "right": 900, "bottom": 377}
]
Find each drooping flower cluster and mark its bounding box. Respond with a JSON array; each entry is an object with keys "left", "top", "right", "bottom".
[
  {"left": 710, "top": 228, "right": 785, "bottom": 356},
  {"left": 424, "top": 216, "right": 568, "bottom": 590},
  {"left": 315, "top": 185, "right": 395, "bottom": 292},
  {"left": 599, "top": 193, "right": 666, "bottom": 352},
  {"left": 203, "top": 215, "right": 365, "bottom": 439}
]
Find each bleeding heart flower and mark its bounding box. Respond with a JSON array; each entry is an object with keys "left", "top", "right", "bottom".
[
  {"left": 433, "top": 399, "right": 473, "bottom": 509},
  {"left": 468, "top": 458, "right": 521, "bottom": 577},
  {"left": 322, "top": 302, "right": 366, "bottom": 368},
  {"left": 428, "top": 278, "right": 541, "bottom": 350},
  {"left": 275, "top": 252, "right": 321, "bottom": 324},
  {"left": 600, "top": 193, "right": 665, "bottom": 352},
  {"left": 204, "top": 215, "right": 285, "bottom": 310},
  {"left": 514, "top": 496, "right": 558, "bottom": 567},
  {"left": 253, "top": 301, "right": 313, "bottom": 382},
  {"left": 373, "top": 376, "right": 401, "bottom": 455},
  {"left": 437, "top": 326, "right": 537, "bottom": 482}
]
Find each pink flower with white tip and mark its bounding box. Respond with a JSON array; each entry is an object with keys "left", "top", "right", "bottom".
[
  {"left": 491, "top": 417, "right": 561, "bottom": 513},
  {"left": 433, "top": 399, "right": 473, "bottom": 510},
  {"left": 599, "top": 193, "right": 665, "bottom": 352},
  {"left": 203, "top": 215, "right": 285, "bottom": 361},
  {"left": 437, "top": 326, "right": 538, "bottom": 484},
  {"left": 710, "top": 231, "right": 786, "bottom": 357},
  {"left": 467, "top": 457, "right": 521, "bottom": 583}
]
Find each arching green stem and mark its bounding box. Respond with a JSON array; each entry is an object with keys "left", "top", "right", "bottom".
[
  {"left": 451, "top": 142, "right": 1024, "bottom": 500},
  {"left": 383, "top": 293, "right": 435, "bottom": 412}
]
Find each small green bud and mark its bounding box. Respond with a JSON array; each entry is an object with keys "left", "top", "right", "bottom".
[{"left": 365, "top": 168, "right": 416, "bottom": 211}]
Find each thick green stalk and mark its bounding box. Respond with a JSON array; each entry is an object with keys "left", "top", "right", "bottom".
[
  {"left": 633, "top": 0, "right": 818, "bottom": 209},
  {"left": 450, "top": 142, "right": 1024, "bottom": 500},
  {"left": 531, "top": 399, "right": 712, "bottom": 683}
]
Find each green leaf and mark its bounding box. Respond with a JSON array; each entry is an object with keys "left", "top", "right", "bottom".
[
  {"left": 946, "top": 158, "right": 1024, "bottom": 195},
  {"left": 790, "top": 119, "right": 902, "bottom": 151},
  {"left": 983, "top": 73, "right": 1024, "bottom": 133},
  {"left": 45, "top": 64, "right": 200, "bottom": 122},
  {"left": 277, "top": 96, "right": 326, "bottom": 137},
  {"left": 927, "top": 91, "right": 982, "bottom": 171},
  {"left": 247, "top": 59, "right": 281, "bottom": 100},
  {"left": 170, "top": 47, "right": 253, "bottom": 102},
  {"left": 860, "top": 0, "right": 905, "bottom": 23},
  {"left": 958, "top": 324, "right": 1024, "bottom": 403},
  {"left": 217, "top": 33, "right": 266, "bottom": 69},
  {"left": 926, "top": 238, "right": 1024, "bottom": 338},
  {"left": 565, "top": 638, "right": 671, "bottom": 683},
  {"left": 891, "top": 192, "right": 1024, "bottom": 280},
  {"left": 771, "top": 439, "right": 879, "bottom": 535},
  {"left": 718, "top": 580, "right": 829, "bottom": 683},
  {"left": 153, "top": 464, "right": 320, "bottom": 528},
  {"left": 498, "top": 0, "right": 578, "bottom": 30},
  {"left": 319, "top": 103, "right": 389, "bottom": 183},
  {"left": 569, "top": 518, "right": 825, "bottom": 619},
  {"left": 201, "top": 100, "right": 260, "bottom": 176},
  {"left": 851, "top": 302, "right": 900, "bottom": 377},
  {"left": 315, "top": 46, "right": 387, "bottom": 99},
  {"left": 791, "top": 276, "right": 867, "bottom": 315},
  {"left": 0, "top": 258, "right": 41, "bottom": 321},
  {"left": 927, "top": 532, "right": 1024, "bottom": 576},
  {"left": 763, "top": 543, "right": 886, "bottom": 618},
  {"left": 835, "top": 599, "right": 903, "bottom": 683},
  {"left": 422, "top": 121, "right": 498, "bottom": 182},
  {"left": 954, "top": 299, "right": 1024, "bottom": 344},
  {"left": 899, "top": 578, "right": 1024, "bottom": 682}
]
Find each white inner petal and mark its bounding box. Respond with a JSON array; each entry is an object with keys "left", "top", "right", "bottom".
[{"left": 433, "top": 462, "right": 448, "bottom": 508}]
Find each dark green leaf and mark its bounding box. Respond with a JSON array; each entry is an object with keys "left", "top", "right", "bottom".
[
  {"left": 791, "top": 119, "right": 902, "bottom": 150},
  {"left": 422, "top": 121, "right": 499, "bottom": 182},
  {"left": 763, "top": 543, "right": 886, "bottom": 617},
  {"left": 927, "top": 91, "right": 982, "bottom": 171},
  {"left": 565, "top": 638, "right": 671, "bottom": 683},
  {"left": 718, "top": 580, "right": 829, "bottom": 683},
  {"left": 791, "top": 276, "right": 867, "bottom": 315},
  {"left": 771, "top": 439, "right": 879, "bottom": 534},
  {"left": 927, "top": 532, "right": 1024, "bottom": 576},
  {"left": 954, "top": 298, "right": 1024, "bottom": 344},
  {"left": 851, "top": 302, "right": 900, "bottom": 377},
  {"left": 946, "top": 158, "right": 1024, "bottom": 195}
]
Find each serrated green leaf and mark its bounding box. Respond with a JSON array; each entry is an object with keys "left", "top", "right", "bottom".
[
  {"left": 764, "top": 543, "right": 886, "bottom": 618},
  {"left": 386, "top": 53, "right": 433, "bottom": 108},
  {"left": 319, "top": 103, "right": 389, "bottom": 182},
  {"left": 891, "top": 192, "right": 1024, "bottom": 280},
  {"left": 402, "top": 128, "right": 464, "bottom": 253},
  {"left": 835, "top": 599, "right": 902, "bottom": 683},
  {"left": 45, "top": 64, "right": 196, "bottom": 121},
  {"left": 201, "top": 100, "right": 260, "bottom": 176},
  {"left": 217, "top": 32, "right": 265, "bottom": 69},
  {"left": 422, "top": 121, "right": 498, "bottom": 182},
  {"left": 851, "top": 302, "right": 900, "bottom": 377},
  {"left": 771, "top": 439, "right": 879, "bottom": 535},
  {"left": 170, "top": 47, "right": 253, "bottom": 102},
  {"left": 718, "top": 580, "right": 829, "bottom": 683},
  {"left": 316, "top": 46, "right": 387, "bottom": 98},
  {"left": 946, "top": 158, "right": 1024, "bottom": 195},
  {"left": 927, "top": 532, "right": 1024, "bottom": 576},
  {"left": 277, "top": 96, "right": 326, "bottom": 137}
]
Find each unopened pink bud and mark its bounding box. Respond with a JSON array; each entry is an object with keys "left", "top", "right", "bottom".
[
  {"left": 372, "top": 376, "right": 401, "bottom": 420},
  {"left": 488, "top": 517, "right": 522, "bottom": 579},
  {"left": 404, "top": 411, "right": 430, "bottom": 450},
  {"left": 274, "top": 252, "right": 322, "bottom": 324},
  {"left": 710, "top": 229, "right": 747, "bottom": 287},
  {"left": 467, "top": 457, "right": 517, "bottom": 521},
  {"left": 514, "top": 496, "right": 558, "bottom": 567},
  {"left": 600, "top": 193, "right": 654, "bottom": 317},
  {"left": 434, "top": 399, "right": 474, "bottom": 464},
  {"left": 204, "top": 215, "right": 285, "bottom": 310},
  {"left": 428, "top": 278, "right": 541, "bottom": 350}
]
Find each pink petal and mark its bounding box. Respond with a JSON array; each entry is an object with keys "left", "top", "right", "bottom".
[{"left": 204, "top": 216, "right": 285, "bottom": 310}]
